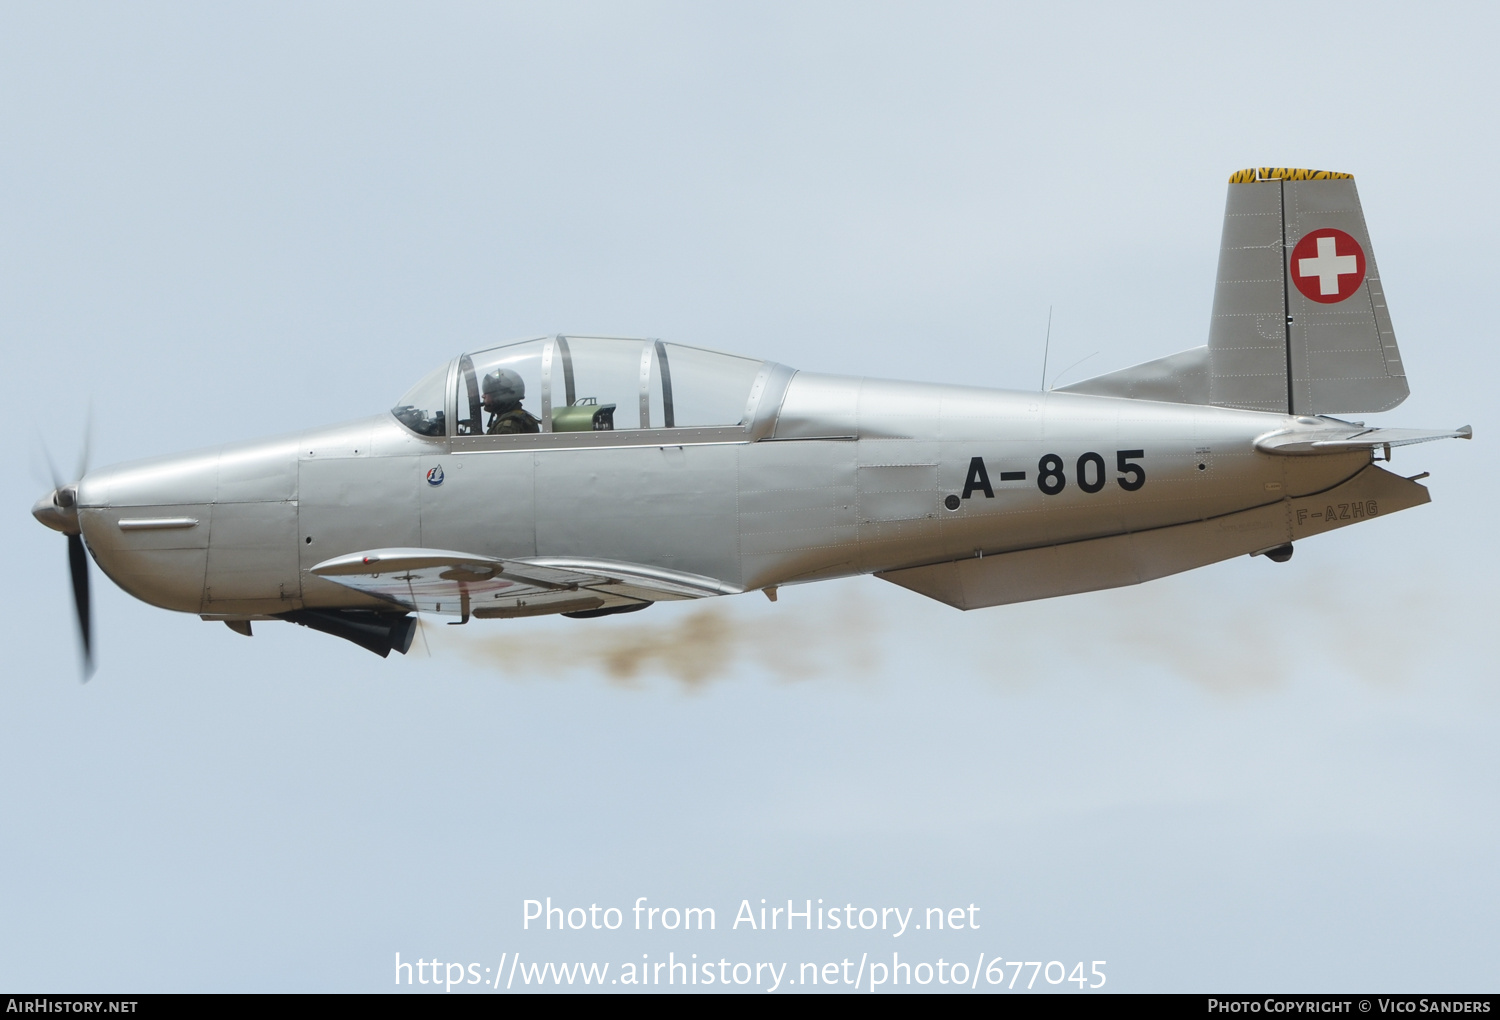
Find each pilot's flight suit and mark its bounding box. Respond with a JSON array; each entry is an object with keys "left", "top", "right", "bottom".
[{"left": 486, "top": 404, "right": 542, "bottom": 435}]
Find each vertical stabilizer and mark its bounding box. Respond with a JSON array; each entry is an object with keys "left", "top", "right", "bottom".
[{"left": 1206, "top": 168, "right": 1408, "bottom": 415}]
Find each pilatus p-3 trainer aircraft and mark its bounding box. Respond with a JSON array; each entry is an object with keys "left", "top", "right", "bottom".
[{"left": 34, "top": 167, "right": 1471, "bottom": 668}]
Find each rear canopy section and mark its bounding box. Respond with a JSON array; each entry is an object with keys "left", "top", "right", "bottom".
[{"left": 392, "top": 335, "right": 780, "bottom": 439}]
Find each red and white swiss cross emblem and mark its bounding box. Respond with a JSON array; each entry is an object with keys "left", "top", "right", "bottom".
[{"left": 1290, "top": 228, "right": 1366, "bottom": 303}]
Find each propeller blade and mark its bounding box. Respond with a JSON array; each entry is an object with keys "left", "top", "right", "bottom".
[
  {"left": 75, "top": 403, "right": 93, "bottom": 481},
  {"left": 39, "top": 440, "right": 62, "bottom": 491},
  {"left": 68, "top": 533, "right": 94, "bottom": 680}
]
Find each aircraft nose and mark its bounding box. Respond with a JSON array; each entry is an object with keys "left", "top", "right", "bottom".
[{"left": 33, "top": 486, "right": 81, "bottom": 535}]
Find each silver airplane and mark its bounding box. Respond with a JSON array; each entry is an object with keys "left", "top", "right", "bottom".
[{"left": 33, "top": 167, "right": 1471, "bottom": 668}]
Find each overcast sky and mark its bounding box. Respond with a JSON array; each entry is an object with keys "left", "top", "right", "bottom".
[{"left": 2, "top": 1, "right": 1495, "bottom": 992}]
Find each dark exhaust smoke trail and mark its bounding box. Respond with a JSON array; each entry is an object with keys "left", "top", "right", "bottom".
[
  {"left": 445, "top": 567, "right": 1452, "bottom": 694},
  {"left": 452, "top": 596, "right": 879, "bottom": 688}
]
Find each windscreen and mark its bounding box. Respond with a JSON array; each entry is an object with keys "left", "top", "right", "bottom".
[{"left": 390, "top": 362, "right": 449, "bottom": 437}]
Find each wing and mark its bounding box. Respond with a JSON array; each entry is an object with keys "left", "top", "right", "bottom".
[{"left": 310, "top": 548, "right": 740, "bottom": 619}]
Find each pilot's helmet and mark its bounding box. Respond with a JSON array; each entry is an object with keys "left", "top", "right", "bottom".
[{"left": 482, "top": 368, "right": 526, "bottom": 405}]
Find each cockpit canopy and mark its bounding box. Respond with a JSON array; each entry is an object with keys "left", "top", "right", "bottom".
[{"left": 392, "top": 335, "right": 776, "bottom": 439}]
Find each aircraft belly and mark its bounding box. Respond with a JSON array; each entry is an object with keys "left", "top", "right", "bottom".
[
  {"left": 534, "top": 445, "right": 740, "bottom": 587},
  {"left": 299, "top": 455, "right": 421, "bottom": 609},
  {"left": 880, "top": 464, "right": 1428, "bottom": 609},
  {"left": 1279, "top": 450, "right": 1370, "bottom": 497}
]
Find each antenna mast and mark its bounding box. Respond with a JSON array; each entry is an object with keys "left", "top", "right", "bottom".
[{"left": 1040, "top": 306, "right": 1053, "bottom": 391}]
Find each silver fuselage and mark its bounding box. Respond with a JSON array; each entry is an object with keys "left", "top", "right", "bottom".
[{"left": 72, "top": 370, "right": 1366, "bottom": 619}]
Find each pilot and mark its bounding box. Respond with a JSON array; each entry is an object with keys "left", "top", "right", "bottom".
[{"left": 482, "top": 368, "right": 542, "bottom": 435}]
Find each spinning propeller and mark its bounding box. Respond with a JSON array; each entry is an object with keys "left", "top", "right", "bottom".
[{"left": 32, "top": 431, "right": 94, "bottom": 680}]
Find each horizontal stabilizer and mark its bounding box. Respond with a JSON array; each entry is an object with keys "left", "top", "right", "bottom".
[
  {"left": 1255, "top": 424, "right": 1471, "bottom": 455},
  {"left": 878, "top": 464, "right": 1429, "bottom": 609},
  {"left": 311, "top": 548, "right": 738, "bottom": 619}
]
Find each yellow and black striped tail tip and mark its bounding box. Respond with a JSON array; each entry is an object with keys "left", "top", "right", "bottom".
[{"left": 1229, "top": 166, "right": 1354, "bottom": 184}]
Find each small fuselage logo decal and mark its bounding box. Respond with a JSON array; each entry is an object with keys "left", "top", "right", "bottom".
[{"left": 426, "top": 465, "right": 445, "bottom": 486}]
